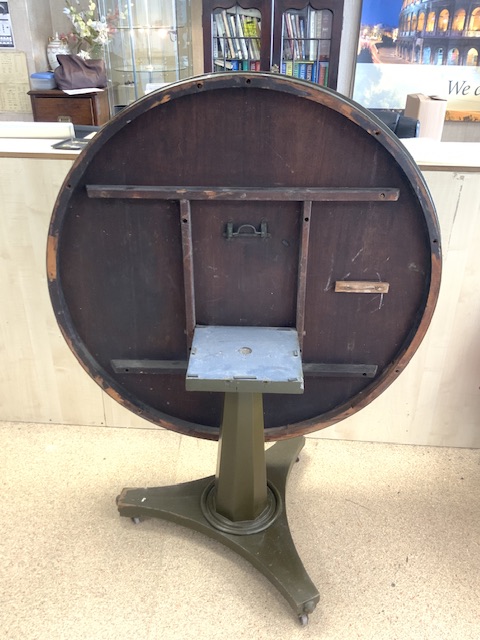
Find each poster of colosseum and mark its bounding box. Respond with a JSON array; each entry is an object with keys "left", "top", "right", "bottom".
[{"left": 353, "top": 1, "right": 480, "bottom": 121}]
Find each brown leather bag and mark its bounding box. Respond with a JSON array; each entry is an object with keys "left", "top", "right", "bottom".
[{"left": 54, "top": 54, "right": 107, "bottom": 90}]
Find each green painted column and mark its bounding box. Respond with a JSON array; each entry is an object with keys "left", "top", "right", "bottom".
[{"left": 215, "top": 392, "right": 268, "bottom": 521}]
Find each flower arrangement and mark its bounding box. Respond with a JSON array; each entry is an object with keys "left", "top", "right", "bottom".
[{"left": 63, "top": 0, "right": 124, "bottom": 59}]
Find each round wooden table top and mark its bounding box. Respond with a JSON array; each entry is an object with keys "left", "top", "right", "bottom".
[{"left": 47, "top": 73, "right": 441, "bottom": 441}]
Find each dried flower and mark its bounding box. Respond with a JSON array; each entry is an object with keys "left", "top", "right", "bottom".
[{"left": 63, "top": 0, "right": 124, "bottom": 57}]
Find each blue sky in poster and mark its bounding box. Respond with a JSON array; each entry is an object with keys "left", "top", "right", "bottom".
[{"left": 361, "top": 1, "right": 402, "bottom": 27}]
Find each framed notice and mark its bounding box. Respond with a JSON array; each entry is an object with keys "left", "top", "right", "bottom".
[
  {"left": 353, "top": 1, "right": 480, "bottom": 121},
  {"left": 0, "top": 2, "right": 14, "bottom": 48}
]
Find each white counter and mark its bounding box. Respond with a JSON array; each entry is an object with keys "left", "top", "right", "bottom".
[
  {"left": 403, "top": 138, "right": 480, "bottom": 171},
  {"left": 0, "top": 137, "right": 79, "bottom": 160}
]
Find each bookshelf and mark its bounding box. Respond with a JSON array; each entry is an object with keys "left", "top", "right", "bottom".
[
  {"left": 202, "top": 0, "right": 344, "bottom": 89},
  {"left": 272, "top": 0, "right": 344, "bottom": 89},
  {"left": 203, "top": 0, "right": 273, "bottom": 73}
]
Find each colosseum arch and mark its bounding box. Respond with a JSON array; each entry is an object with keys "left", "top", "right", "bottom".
[
  {"left": 438, "top": 9, "right": 449, "bottom": 32},
  {"left": 466, "top": 47, "right": 479, "bottom": 65},
  {"left": 447, "top": 47, "right": 460, "bottom": 64},
  {"left": 470, "top": 7, "right": 480, "bottom": 31},
  {"left": 426, "top": 11, "right": 436, "bottom": 31},
  {"left": 452, "top": 9, "right": 466, "bottom": 31},
  {"left": 418, "top": 12, "right": 426, "bottom": 31},
  {"left": 435, "top": 47, "right": 444, "bottom": 64}
]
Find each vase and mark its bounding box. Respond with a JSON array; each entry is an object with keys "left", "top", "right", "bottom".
[{"left": 47, "top": 33, "right": 70, "bottom": 70}]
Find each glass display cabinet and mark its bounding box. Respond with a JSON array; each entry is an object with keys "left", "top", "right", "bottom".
[{"left": 101, "top": 0, "right": 193, "bottom": 111}]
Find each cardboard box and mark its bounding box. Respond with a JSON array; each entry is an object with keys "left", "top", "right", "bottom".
[{"left": 404, "top": 93, "right": 447, "bottom": 140}]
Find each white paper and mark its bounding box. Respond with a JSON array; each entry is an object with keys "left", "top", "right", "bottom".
[{"left": 62, "top": 88, "right": 104, "bottom": 95}]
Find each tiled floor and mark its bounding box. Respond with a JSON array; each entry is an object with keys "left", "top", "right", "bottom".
[{"left": 1, "top": 421, "right": 479, "bottom": 639}]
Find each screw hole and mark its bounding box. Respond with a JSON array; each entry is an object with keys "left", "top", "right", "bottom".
[
  {"left": 432, "top": 238, "right": 438, "bottom": 244},
  {"left": 304, "top": 217, "right": 310, "bottom": 222},
  {"left": 374, "top": 130, "right": 381, "bottom": 136},
  {"left": 246, "top": 78, "right": 251, "bottom": 84},
  {"left": 182, "top": 218, "right": 188, "bottom": 223},
  {"left": 197, "top": 82, "right": 203, "bottom": 89}
]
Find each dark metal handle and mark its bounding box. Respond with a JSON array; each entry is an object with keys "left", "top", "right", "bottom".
[{"left": 224, "top": 221, "right": 270, "bottom": 240}]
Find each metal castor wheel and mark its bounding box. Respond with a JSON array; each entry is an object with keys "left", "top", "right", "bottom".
[
  {"left": 131, "top": 517, "right": 142, "bottom": 524},
  {"left": 298, "top": 613, "right": 309, "bottom": 626}
]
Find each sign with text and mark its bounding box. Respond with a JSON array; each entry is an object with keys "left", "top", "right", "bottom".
[
  {"left": 0, "top": 2, "right": 14, "bottom": 48},
  {"left": 353, "top": 0, "right": 480, "bottom": 121}
]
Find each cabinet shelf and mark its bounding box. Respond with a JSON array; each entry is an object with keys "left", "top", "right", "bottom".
[{"left": 102, "top": 0, "right": 193, "bottom": 110}]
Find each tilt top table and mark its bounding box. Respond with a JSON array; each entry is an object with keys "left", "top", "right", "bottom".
[{"left": 47, "top": 73, "right": 441, "bottom": 624}]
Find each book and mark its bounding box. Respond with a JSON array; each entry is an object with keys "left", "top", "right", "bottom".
[
  {"left": 215, "top": 13, "right": 225, "bottom": 57},
  {"left": 308, "top": 8, "right": 317, "bottom": 60},
  {"left": 318, "top": 61, "right": 329, "bottom": 86},
  {"left": 236, "top": 13, "right": 249, "bottom": 60},
  {"left": 221, "top": 10, "right": 236, "bottom": 59},
  {"left": 316, "top": 10, "right": 332, "bottom": 41},
  {"left": 298, "top": 16, "right": 306, "bottom": 59},
  {"left": 228, "top": 13, "right": 242, "bottom": 58},
  {"left": 242, "top": 15, "right": 261, "bottom": 60},
  {"left": 305, "top": 60, "right": 314, "bottom": 81},
  {"left": 285, "top": 13, "right": 299, "bottom": 59}
]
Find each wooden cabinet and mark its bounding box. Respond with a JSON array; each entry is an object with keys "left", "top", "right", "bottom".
[
  {"left": 202, "top": 0, "right": 344, "bottom": 89},
  {"left": 272, "top": 0, "right": 344, "bottom": 90},
  {"left": 28, "top": 90, "right": 110, "bottom": 126},
  {"left": 203, "top": 0, "right": 273, "bottom": 73}
]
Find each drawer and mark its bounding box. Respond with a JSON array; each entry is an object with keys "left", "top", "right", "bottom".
[
  {"left": 32, "top": 97, "right": 95, "bottom": 125},
  {"left": 28, "top": 90, "right": 110, "bottom": 126}
]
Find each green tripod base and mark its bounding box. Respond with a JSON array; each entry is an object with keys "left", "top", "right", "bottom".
[{"left": 117, "top": 436, "right": 319, "bottom": 624}]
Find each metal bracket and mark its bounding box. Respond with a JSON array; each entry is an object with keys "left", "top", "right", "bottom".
[{"left": 224, "top": 220, "right": 270, "bottom": 240}]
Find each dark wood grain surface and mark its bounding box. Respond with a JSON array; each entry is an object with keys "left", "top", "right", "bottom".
[{"left": 47, "top": 73, "right": 441, "bottom": 441}]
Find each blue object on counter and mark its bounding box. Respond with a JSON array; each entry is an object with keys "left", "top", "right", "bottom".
[{"left": 30, "top": 72, "right": 57, "bottom": 90}]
